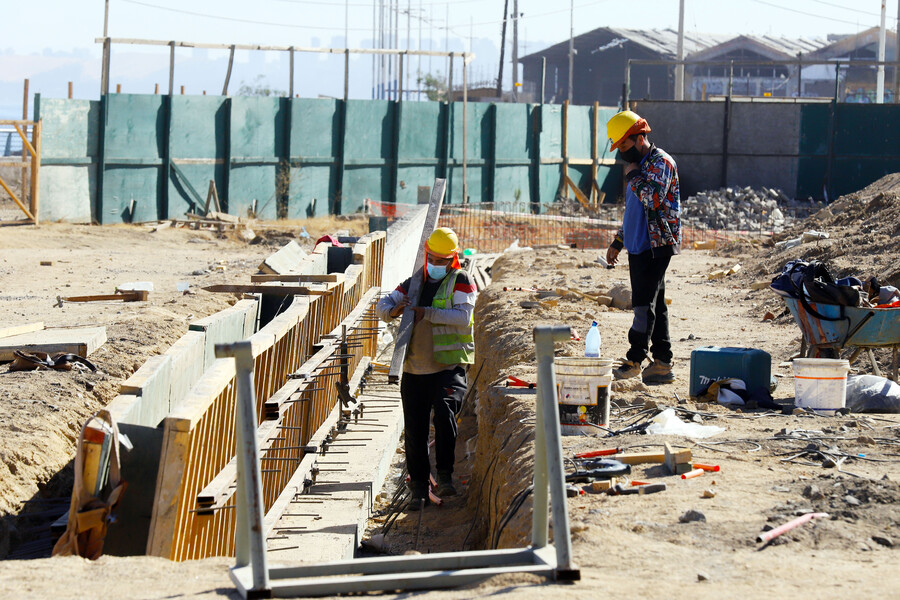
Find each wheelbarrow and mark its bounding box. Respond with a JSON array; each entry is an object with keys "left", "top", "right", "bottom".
[{"left": 783, "top": 296, "right": 900, "bottom": 380}]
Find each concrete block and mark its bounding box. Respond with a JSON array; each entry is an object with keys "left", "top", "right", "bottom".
[
  {"left": 163, "top": 330, "right": 206, "bottom": 414},
  {"left": 120, "top": 354, "right": 174, "bottom": 428},
  {"left": 107, "top": 394, "right": 143, "bottom": 426},
  {"left": 0, "top": 326, "right": 106, "bottom": 361},
  {"left": 258, "top": 240, "right": 308, "bottom": 274}
]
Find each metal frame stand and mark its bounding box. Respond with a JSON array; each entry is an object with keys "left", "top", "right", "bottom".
[{"left": 223, "top": 325, "right": 578, "bottom": 599}]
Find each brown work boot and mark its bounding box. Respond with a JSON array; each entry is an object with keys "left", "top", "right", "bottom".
[
  {"left": 642, "top": 360, "right": 674, "bottom": 384},
  {"left": 613, "top": 359, "right": 642, "bottom": 380}
]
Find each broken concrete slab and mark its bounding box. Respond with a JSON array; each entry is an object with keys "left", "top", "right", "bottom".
[
  {"left": 0, "top": 326, "right": 106, "bottom": 361},
  {"left": 259, "top": 240, "right": 308, "bottom": 275}
]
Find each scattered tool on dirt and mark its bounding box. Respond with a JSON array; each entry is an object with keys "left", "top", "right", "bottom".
[
  {"left": 606, "top": 483, "right": 667, "bottom": 496},
  {"left": 506, "top": 375, "right": 536, "bottom": 388}
]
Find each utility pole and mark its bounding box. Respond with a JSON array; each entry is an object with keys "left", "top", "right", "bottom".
[
  {"left": 877, "top": 0, "right": 886, "bottom": 103},
  {"left": 675, "top": 0, "right": 685, "bottom": 101},
  {"left": 496, "top": 0, "right": 509, "bottom": 98},
  {"left": 101, "top": 0, "right": 111, "bottom": 95},
  {"left": 895, "top": 0, "right": 900, "bottom": 102},
  {"left": 512, "top": 0, "right": 519, "bottom": 102},
  {"left": 568, "top": 0, "right": 574, "bottom": 103}
]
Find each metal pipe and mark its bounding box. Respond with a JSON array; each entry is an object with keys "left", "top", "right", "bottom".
[
  {"left": 877, "top": 0, "right": 887, "bottom": 103},
  {"left": 532, "top": 325, "right": 574, "bottom": 572},
  {"left": 215, "top": 341, "right": 270, "bottom": 594}
]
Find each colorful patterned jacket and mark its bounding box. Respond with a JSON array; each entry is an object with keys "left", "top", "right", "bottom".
[{"left": 611, "top": 144, "right": 681, "bottom": 257}]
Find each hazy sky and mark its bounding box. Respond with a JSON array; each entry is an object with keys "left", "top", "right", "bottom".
[
  {"left": 5, "top": 0, "right": 895, "bottom": 55},
  {"left": 1, "top": 0, "right": 897, "bottom": 117}
]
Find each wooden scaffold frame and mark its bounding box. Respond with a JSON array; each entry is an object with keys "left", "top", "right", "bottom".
[{"left": 0, "top": 118, "right": 41, "bottom": 225}]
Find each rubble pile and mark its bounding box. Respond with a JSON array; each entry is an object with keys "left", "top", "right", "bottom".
[{"left": 682, "top": 186, "right": 825, "bottom": 233}]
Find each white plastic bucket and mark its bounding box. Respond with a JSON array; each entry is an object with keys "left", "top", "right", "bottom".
[
  {"left": 793, "top": 358, "right": 851, "bottom": 414},
  {"left": 554, "top": 357, "right": 614, "bottom": 435}
]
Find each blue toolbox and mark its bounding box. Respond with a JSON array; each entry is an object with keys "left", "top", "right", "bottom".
[{"left": 689, "top": 346, "right": 772, "bottom": 398}]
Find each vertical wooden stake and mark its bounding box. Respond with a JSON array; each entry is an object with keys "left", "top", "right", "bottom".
[
  {"left": 591, "top": 100, "right": 599, "bottom": 206},
  {"left": 68, "top": 82, "right": 73, "bottom": 99},
  {"left": 116, "top": 83, "right": 122, "bottom": 94},
  {"left": 154, "top": 83, "right": 159, "bottom": 95},
  {"left": 561, "top": 99, "right": 569, "bottom": 199},
  {"left": 180, "top": 85, "right": 185, "bottom": 95}
]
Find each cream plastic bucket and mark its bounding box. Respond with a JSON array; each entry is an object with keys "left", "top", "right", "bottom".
[
  {"left": 793, "top": 358, "right": 851, "bottom": 414},
  {"left": 554, "top": 357, "right": 614, "bottom": 435}
]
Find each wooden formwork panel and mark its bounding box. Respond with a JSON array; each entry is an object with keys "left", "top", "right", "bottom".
[{"left": 146, "top": 237, "right": 384, "bottom": 561}]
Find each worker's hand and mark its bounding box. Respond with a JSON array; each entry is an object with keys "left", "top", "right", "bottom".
[
  {"left": 411, "top": 306, "right": 426, "bottom": 324},
  {"left": 624, "top": 162, "right": 639, "bottom": 176},
  {"left": 606, "top": 246, "right": 620, "bottom": 267},
  {"left": 390, "top": 296, "right": 410, "bottom": 318}
]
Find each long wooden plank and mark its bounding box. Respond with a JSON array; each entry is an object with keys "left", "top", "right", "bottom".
[
  {"left": 0, "top": 322, "right": 44, "bottom": 339},
  {"left": 388, "top": 178, "right": 446, "bottom": 383},
  {"left": 250, "top": 273, "right": 342, "bottom": 283},
  {"left": 203, "top": 284, "right": 323, "bottom": 295}
]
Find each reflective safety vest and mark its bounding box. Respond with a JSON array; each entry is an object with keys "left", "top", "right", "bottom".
[{"left": 431, "top": 270, "right": 475, "bottom": 365}]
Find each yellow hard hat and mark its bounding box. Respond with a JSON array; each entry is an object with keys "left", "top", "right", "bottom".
[
  {"left": 607, "top": 110, "right": 651, "bottom": 151},
  {"left": 425, "top": 227, "right": 459, "bottom": 257}
]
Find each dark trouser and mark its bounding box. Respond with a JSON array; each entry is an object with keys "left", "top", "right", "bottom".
[
  {"left": 400, "top": 366, "right": 467, "bottom": 488},
  {"left": 626, "top": 249, "right": 672, "bottom": 365}
]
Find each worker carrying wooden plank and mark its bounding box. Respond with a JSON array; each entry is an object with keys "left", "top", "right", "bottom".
[{"left": 376, "top": 227, "right": 476, "bottom": 511}]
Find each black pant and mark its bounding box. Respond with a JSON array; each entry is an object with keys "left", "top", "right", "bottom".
[
  {"left": 626, "top": 250, "right": 672, "bottom": 364},
  {"left": 400, "top": 366, "right": 467, "bottom": 487}
]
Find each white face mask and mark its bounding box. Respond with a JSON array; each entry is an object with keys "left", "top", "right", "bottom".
[{"left": 426, "top": 263, "right": 448, "bottom": 280}]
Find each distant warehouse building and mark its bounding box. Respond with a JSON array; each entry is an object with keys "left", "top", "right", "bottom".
[{"left": 518, "top": 26, "right": 897, "bottom": 105}]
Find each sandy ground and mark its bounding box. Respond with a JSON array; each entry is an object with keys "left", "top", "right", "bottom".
[{"left": 1, "top": 187, "right": 899, "bottom": 598}]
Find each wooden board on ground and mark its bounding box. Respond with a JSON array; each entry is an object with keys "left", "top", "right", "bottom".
[
  {"left": 258, "top": 240, "right": 308, "bottom": 275},
  {"left": 0, "top": 326, "right": 107, "bottom": 361},
  {"left": 0, "top": 322, "right": 44, "bottom": 339}
]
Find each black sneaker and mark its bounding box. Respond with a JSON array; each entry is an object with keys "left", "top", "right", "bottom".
[
  {"left": 406, "top": 482, "right": 429, "bottom": 511},
  {"left": 436, "top": 472, "right": 457, "bottom": 497}
]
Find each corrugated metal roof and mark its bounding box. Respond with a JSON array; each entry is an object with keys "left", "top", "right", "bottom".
[
  {"left": 607, "top": 27, "right": 732, "bottom": 57},
  {"left": 519, "top": 27, "right": 829, "bottom": 62}
]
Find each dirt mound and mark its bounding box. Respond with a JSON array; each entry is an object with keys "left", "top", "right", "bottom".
[{"left": 720, "top": 173, "right": 900, "bottom": 299}]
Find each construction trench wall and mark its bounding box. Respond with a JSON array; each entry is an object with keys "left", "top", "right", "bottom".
[{"left": 36, "top": 95, "right": 900, "bottom": 224}]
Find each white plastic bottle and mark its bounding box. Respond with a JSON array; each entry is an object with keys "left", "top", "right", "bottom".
[{"left": 585, "top": 321, "right": 601, "bottom": 357}]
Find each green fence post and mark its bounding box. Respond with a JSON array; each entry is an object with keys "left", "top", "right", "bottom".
[
  {"left": 390, "top": 100, "right": 401, "bottom": 206},
  {"left": 531, "top": 104, "right": 542, "bottom": 207},
  {"left": 162, "top": 94, "right": 172, "bottom": 220},
  {"left": 335, "top": 99, "right": 347, "bottom": 215},
  {"left": 280, "top": 96, "right": 292, "bottom": 219},
  {"left": 488, "top": 103, "right": 497, "bottom": 204},
  {"left": 97, "top": 94, "right": 108, "bottom": 224},
  {"left": 223, "top": 97, "right": 231, "bottom": 214},
  {"left": 441, "top": 101, "right": 450, "bottom": 196}
]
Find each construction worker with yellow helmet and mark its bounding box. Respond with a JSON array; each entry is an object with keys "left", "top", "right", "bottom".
[
  {"left": 605, "top": 110, "right": 681, "bottom": 385},
  {"left": 376, "top": 226, "right": 476, "bottom": 510}
]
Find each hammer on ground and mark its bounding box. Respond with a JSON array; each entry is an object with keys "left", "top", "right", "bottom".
[{"left": 606, "top": 482, "right": 667, "bottom": 496}]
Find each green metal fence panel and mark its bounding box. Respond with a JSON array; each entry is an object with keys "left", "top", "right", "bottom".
[
  {"left": 103, "top": 94, "right": 165, "bottom": 223},
  {"left": 447, "top": 101, "right": 492, "bottom": 204},
  {"left": 342, "top": 99, "right": 393, "bottom": 213},
  {"left": 567, "top": 105, "right": 592, "bottom": 159},
  {"left": 492, "top": 103, "right": 532, "bottom": 204},
  {"left": 396, "top": 101, "right": 443, "bottom": 205},
  {"left": 168, "top": 95, "right": 228, "bottom": 218},
  {"left": 538, "top": 104, "right": 563, "bottom": 202},
  {"left": 38, "top": 98, "right": 98, "bottom": 222},
  {"left": 228, "top": 96, "right": 283, "bottom": 219},
  {"left": 289, "top": 98, "right": 340, "bottom": 218}
]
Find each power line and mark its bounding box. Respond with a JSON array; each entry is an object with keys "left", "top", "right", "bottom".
[
  {"left": 445, "top": 0, "right": 614, "bottom": 35},
  {"left": 119, "top": 0, "right": 382, "bottom": 31},
  {"left": 748, "top": 0, "right": 882, "bottom": 28},
  {"left": 806, "top": 0, "right": 898, "bottom": 22}
]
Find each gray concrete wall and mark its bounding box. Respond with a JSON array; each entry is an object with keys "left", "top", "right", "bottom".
[
  {"left": 632, "top": 101, "right": 802, "bottom": 198},
  {"left": 381, "top": 205, "right": 427, "bottom": 292}
]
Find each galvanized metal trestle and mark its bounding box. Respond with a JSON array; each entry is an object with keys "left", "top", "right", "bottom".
[{"left": 227, "top": 325, "right": 578, "bottom": 598}]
